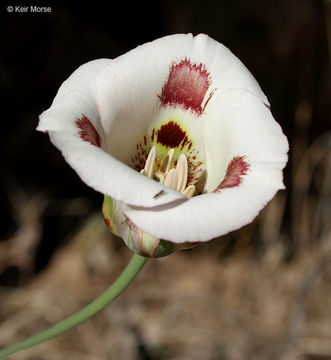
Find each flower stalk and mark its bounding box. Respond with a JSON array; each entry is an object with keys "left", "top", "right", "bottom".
[{"left": 0, "top": 253, "right": 148, "bottom": 359}]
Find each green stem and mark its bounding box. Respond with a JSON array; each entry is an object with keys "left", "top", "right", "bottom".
[{"left": 0, "top": 253, "right": 148, "bottom": 359}]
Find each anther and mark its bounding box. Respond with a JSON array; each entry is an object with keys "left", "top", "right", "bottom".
[
  {"left": 153, "top": 171, "right": 165, "bottom": 184},
  {"left": 144, "top": 145, "right": 156, "bottom": 178},
  {"left": 182, "top": 184, "right": 195, "bottom": 198},
  {"left": 142, "top": 147, "right": 195, "bottom": 199},
  {"left": 176, "top": 153, "right": 188, "bottom": 193},
  {"left": 160, "top": 148, "right": 174, "bottom": 174},
  {"left": 164, "top": 168, "right": 178, "bottom": 190}
]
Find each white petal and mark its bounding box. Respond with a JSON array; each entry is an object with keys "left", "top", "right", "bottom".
[
  {"left": 203, "top": 89, "right": 288, "bottom": 192},
  {"left": 124, "top": 171, "right": 283, "bottom": 243},
  {"left": 94, "top": 34, "right": 268, "bottom": 164},
  {"left": 37, "top": 59, "right": 186, "bottom": 208},
  {"left": 124, "top": 90, "right": 288, "bottom": 243},
  {"left": 192, "top": 34, "right": 269, "bottom": 105},
  {"left": 37, "top": 59, "right": 111, "bottom": 132},
  {"left": 48, "top": 128, "right": 186, "bottom": 207}
]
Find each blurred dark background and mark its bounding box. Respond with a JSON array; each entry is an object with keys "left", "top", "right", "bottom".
[{"left": 0, "top": 1, "right": 330, "bottom": 359}]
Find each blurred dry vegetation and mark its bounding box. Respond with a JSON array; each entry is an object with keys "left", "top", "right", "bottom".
[{"left": 0, "top": 0, "right": 330, "bottom": 359}]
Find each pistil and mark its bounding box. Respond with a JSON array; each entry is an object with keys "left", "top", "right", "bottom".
[{"left": 141, "top": 146, "right": 196, "bottom": 198}]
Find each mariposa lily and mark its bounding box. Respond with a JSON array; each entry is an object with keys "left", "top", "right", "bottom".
[{"left": 38, "top": 33, "right": 289, "bottom": 257}]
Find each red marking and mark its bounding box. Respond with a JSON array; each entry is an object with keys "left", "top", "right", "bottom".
[
  {"left": 203, "top": 88, "right": 216, "bottom": 112},
  {"left": 75, "top": 115, "right": 101, "bottom": 147},
  {"left": 159, "top": 59, "right": 212, "bottom": 115},
  {"left": 214, "top": 156, "right": 250, "bottom": 191},
  {"left": 101, "top": 210, "right": 112, "bottom": 231},
  {"left": 157, "top": 121, "right": 186, "bottom": 148},
  {"left": 103, "top": 217, "right": 111, "bottom": 229},
  {"left": 130, "top": 138, "right": 148, "bottom": 172}
]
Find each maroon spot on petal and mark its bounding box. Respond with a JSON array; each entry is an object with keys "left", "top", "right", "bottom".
[
  {"left": 159, "top": 58, "right": 212, "bottom": 115},
  {"left": 202, "top": 88, "right": 216, "bottom": 112},
  {"left": 75, "top": 115, "right": 101, "bottom": 147},
  {"left": 214, "top": 156, "right": 250, "bottom": 191},
  {"left": 157, "top": 121, "right": 187, "bottom": 148},
  {"left": 130, "top": 136, "right": 149, "bottom": 172}
]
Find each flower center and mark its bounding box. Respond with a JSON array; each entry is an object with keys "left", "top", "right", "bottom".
[{"left": 140, "top": 146, "right": 196, "bottom": 198}]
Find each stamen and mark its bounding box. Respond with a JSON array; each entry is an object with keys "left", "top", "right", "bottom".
[
  {"left": 176, "top": 153, "right": 188, "bottom": 193},
  {"left": 160, "top": 148, "right": 174, "bottom": 174},
  {"left": 141, "top": 147, "right": 195, "bottom": 199},
  {"left": 164, "top": 168, "right": 178, "bottom": 190},
  {"left": 153, "top": 171, "right": 165, "bottom": 184},
  {"left": 182, "top": 185, "right": 196, "bottom": 198},
  {"left": 144, "top": 145, "right": 156, "bottom": 178}
]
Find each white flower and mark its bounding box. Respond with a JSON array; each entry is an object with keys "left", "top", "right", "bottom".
[{"left": 38, "top": 34, "right": 289, "bottom": 257}]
